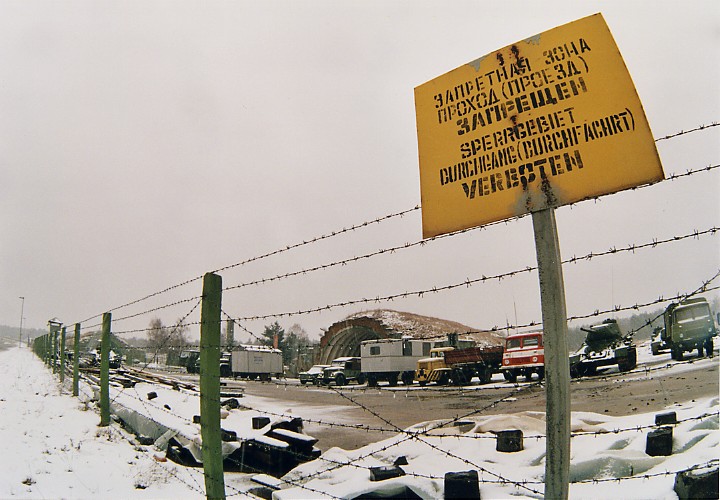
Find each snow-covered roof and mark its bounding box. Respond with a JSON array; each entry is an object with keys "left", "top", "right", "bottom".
[{"left": 341, "top": 309, "right": 505, "bottom": 346}]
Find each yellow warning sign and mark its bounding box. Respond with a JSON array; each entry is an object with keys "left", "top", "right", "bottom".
[{"left": 415, "top": 13, "right": 664, "bottom": 238}]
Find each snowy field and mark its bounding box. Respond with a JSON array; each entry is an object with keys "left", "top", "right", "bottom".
[{"left": 0, "top": 339, "right": 717, "bottom": 499}]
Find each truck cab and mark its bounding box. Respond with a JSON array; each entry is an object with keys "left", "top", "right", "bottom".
[
  {"left": 415, "top": 347, "right": 455, "bottom": 385},
  {"left": 663, "top": 297, "right": 716, "bottom": 360},
  {"left": 321, "top": 357, "right": 364, "bottom": 386},
  {"left": 501, "top": 332, "right": 544, "bottom": 382}
]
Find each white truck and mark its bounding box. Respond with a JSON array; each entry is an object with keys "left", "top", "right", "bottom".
[
  {"left": 216, "top": 345, "right": 284, "bottom": 381},
  {"left": 360, "top": 337, "right": 438, "bottom": 386}
]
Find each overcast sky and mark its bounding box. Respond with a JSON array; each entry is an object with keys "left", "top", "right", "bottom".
[{"left": 1, "top": 1, "right": 718, "bottom": 342}]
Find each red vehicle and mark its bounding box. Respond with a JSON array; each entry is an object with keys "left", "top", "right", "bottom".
[{"left": 501, "top": 332, "right": 545, "bottom": 382}]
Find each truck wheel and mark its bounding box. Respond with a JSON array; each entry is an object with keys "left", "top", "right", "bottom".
[
  {"left": 357, "top": 374, "right": 366, "bottom": 385},
  {"left": 705, "top": 339, "right": 714, "bottom": 358},
  {"left": 437, "top": 372, "right": 450, "bottom": 386},
  {"left": 537, "top": 368, "right": 545, "bottom": 381},
  {"left": 672, "top": 346, "right": 684, "bottom": 361},
  {"left": 478, "top": 368, "right": 492, "bottom": 384},
  {"left": 697, "top": 344, "right": 704, "bottom": 358},
  {"left": 367, "top": 375, "right": 378, "bottom": 387},
  {"left": 335, "top": 373, "right": 346, "bottom": 386},
  {"left": 504, "top": 370, "right": 517, "bottom": 383},
  {"left": 401, "top": 372, "right": 414, "bottom": 387},
  {"left": 388, "top": 374, "right": 398, "bottom": 387}
]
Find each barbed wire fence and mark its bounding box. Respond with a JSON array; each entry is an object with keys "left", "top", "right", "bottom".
[{"left": 29, "top": 123, "right": 719, "bottom": 498}]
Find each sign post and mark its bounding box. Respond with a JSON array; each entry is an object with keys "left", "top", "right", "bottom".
[
  {"left": 532, "top": 207, "right": 570, "bottom": 498},
  {"left": 414, "top": 13, "right": 664, "bottom": 499}
]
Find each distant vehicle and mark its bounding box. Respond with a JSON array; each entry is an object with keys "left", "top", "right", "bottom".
[
  {"left": 320, "top": 357, "right": 364, "bottom": 386},
  {"left": 299, "top": 364, "right": 329, "bottom": 385},
  {"left": 569, "top": 319, "right": 636, "bottom": 377},
  {"left": 360, "top": 337, "right": 439, "bottom": 386},
  {"left": 194, "top": 345, "right": 283, "bottom": 381},
  {"left": 650, "top": 327, "right": 670, "bottom": 356},
  {"left": 108, "top": 350, "right": 121, "bottom": 369},
  {"left": 415, "top": 344, "right": 504, "bottom": 386},
  {"left": 661, "top": 297, "right": 716, "bottom": 360},
  {"left": 179, "top": 349, "right": 200, "bottom": 373},
  {"left": 501, "top": 332, "right": 545, "bottom": 382}
]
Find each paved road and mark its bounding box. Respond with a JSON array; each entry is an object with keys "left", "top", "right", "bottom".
[{"left": 232, "top": 353, "right": 718, "bottom": 451}]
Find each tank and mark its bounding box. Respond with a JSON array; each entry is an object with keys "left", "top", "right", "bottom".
[{"left": 569, "top": 319, "right": 637, "bottom": 377}]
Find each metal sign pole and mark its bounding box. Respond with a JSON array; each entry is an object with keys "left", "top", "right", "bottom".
[{"left": 532, "top": 208, "right": 570, "bottom": 500}]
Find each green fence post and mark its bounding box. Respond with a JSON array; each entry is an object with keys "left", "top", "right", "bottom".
[
  {"left": 52, "top": 327, "right": 57, "bottom": 374},
  {"left": 99, "top": 312, "right": 111, "bottom": 427},
  {"left": 73, "top": 323, "right": 80, "bottom": 397},
  {"left": 60, "top": 326, "right": 67, "bottom": 385},
  {"left": 199, "top": 272, "right": 225, "bottom": 500}
]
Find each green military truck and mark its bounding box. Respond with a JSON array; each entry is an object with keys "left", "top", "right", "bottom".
[{"left": 661, "top": 297, "right": 716, "bottom": 361}]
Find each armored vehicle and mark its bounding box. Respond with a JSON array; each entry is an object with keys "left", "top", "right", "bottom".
[{"left": 569, "top": 319, "right": 636, "bottom": 377}]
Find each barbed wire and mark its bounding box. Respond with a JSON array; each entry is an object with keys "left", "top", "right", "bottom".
[
  {"left": 64, "top": 158, "right": 719, "bottom": 334},
  {"left": 655, "top": 122, "right": 719, "bottom": 142},
  {"left": 222, "top": 164, "right": 719, "bottom": 294},
  {"left": 68, "top": 127, "right": 718, "bottom": 330},
  {"left": 230, "top": 226, "right": 718, "bottom": 322},
  {"left": 283, "top": 381, "right": 546, "bottom": 495},
  {"left": 106, "top": 268, "right": 719, "bottom": 362},
  {"left": 69, "top": 207, "right": 420, "bottom": 327}
]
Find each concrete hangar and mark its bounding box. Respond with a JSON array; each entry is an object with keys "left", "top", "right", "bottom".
[{"left": 316, "top": 309, "right": 504, "bottom": 364}]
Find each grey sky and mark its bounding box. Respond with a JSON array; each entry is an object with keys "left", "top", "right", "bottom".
[{"left": 1, "top": 1, "right": 718, "bottom": 342}]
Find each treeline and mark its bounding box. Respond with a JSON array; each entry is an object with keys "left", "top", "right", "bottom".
[{"left": 0, "top": 324, "right": 47, "bottom": 343}]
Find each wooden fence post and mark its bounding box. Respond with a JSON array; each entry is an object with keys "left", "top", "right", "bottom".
[
  {"left": 73, "top": 323, "right": 81, "bottom": 397},
  {"left": 99, "top": 312, "right": 111, "bottom": 427},
  {"left": 200, "top": 272, "right": 225, "bottom": 500},
  {"left": 60, "top": 326, "right": 67, "bottom": 385}
]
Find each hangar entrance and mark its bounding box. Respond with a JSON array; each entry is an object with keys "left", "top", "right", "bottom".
[{"left": 319, "top": 325, "right": 380, "bottom": 364}]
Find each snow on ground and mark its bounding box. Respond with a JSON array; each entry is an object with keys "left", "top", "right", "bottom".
[
  {"left": 0, "top": 338, "right": 717, "bottom": 499},
  {"left": 0, "top": 343, "right": 208, "bottom": 499},
  {"left": 275, "top": 397, "right": 718, "bottom": 499}
]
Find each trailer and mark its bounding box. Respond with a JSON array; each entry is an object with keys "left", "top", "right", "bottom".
[
  {"left": 360, "top": 337, "right": 438, "bottom": 386},
  {"left": 415, "top": 344, "right": 504, "bottom": 386},
  {"left": 194, "top": 345, "right": 283, "bottom": 380}
]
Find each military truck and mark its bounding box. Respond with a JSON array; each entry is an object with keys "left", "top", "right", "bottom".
[
  {"left": 415, "top": 344, "right": 504, "bottom": 386},
  {"left": 661, "top": 297, "right": 716, "bottom": 361},
  {"left": 179, "top": 349, "right": 200, "bottom": 373},
  {"left": 569, "top": 319, "right": 636, "bottom": 378},
  {"left": 320, "top": 357, "right": 364, "bottom": 386}
]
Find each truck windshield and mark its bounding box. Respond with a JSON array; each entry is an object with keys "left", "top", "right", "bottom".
[
  {"left": 675, "top": 305, "right": 710, "bottom": 324},
  {"left": 506, "top": 339, "right": 521, "bottom": 349},
  {"left": 523, "top": 337, "right": 539, "bottom": 347}
]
